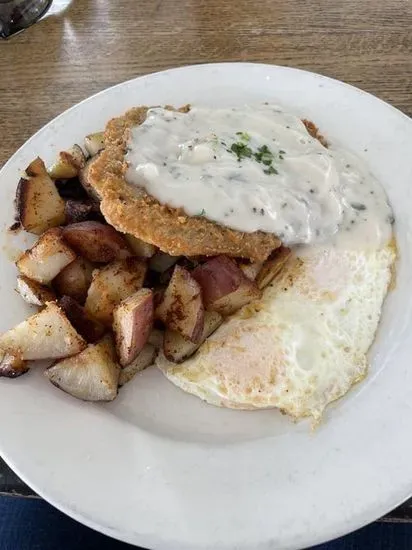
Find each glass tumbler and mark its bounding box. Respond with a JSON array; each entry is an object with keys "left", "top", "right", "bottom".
[{"left": 0, "top": 0, "right": 52, "bottom": 38}]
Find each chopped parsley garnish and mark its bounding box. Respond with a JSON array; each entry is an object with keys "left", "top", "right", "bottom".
[
  {"left": 264, "top": 166, "right": 278, "bottom": 175},
  {"left": 197, "top": 208, "right": 206, "bottom": 216},
  {"left": 230, "top": 142, "right": 253, "bottom": 161},
  {"left": 227, "top": 135, "right": 284, "bottom": 175},
  {"left": 235, "top": 131, "right": 251, "bottom": 142},
  {"left": 254, "top": 144, "right": 272, "bottom": 164}
]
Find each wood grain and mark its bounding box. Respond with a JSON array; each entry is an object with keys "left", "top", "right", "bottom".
[
  {"left": 0, "top": 0, "right": 412, "bottom": 522},
  {"left": 0, "top": 0, "right": 411, "bottom": 167}
]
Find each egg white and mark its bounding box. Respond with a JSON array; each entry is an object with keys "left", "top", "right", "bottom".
[{"left": 156, "top": 242, "right": 396, "bottom": 420}]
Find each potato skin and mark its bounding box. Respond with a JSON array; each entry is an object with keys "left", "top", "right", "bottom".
[{"left": 16, "top": 158, "right": 66, "bottom": 235}]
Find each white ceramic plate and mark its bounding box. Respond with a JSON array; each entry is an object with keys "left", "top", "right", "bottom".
[{"left": 0, "top": 63, "right": 412, "bottom": 550}]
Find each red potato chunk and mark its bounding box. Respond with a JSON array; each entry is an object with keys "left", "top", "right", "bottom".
[
  {"left": 64, "top": 199, "right": 94, "bottom": 224},
  {"left": 58, "top": 296, "right": 105, "bottom": 343},
  {"left": 192, "top": 256, "right": 261, "bottom": 316},
  {"left": 84, "top": 132, "right": 105, "bottom": 157},
  {"left": 79, "top": 156, "right": 102, "bottom": 202},
  {"left": 15, "top": 157, "right": 66, "bottom": 235},
  {"left": 155, "top": 265, "right": 204, "bottom": 343},
  {"left": 0, "top": 302, "right": 86, "bottom": 361},
  {"left": 125, "top": 234, "right": 157, "bottom": 258},
  {"left": 0, "top": 348, "right": 29, "bottom": 378},
  {"left": 85, "top": 258, "right": 147, "bottom": 326},
  {"left": 53, "top": 257, "right": 94, "bottom": 304},
  {"left": 163, "top": 310, "right": 222, "bottom": 363},
  {"left": 113, "top": 288, "right": 154, "bottom": 367},
  {"left": 149, "top": 251, "right": 179, "bottom": 273},
  {"left": 16, "top": 275, "right": 56, "bottom": 306},
  {"left": 45, "top": 335, "right": 120, "bottom": 402},
  {"left": 238, "top": 260, "right": 264, "bottom": 281},
  {"left": 256, "top": 247, "right": 292, "bottom": 290},
  {"left": 147, "top": 328, "right": 164, "bottom": 350},
  {"left": 62, "top": 221, "right": 131, "bottom": 263},
  {"left": 48, "top": 144, "right": 87, "bottom": 179},
  {"left": 118, "top": 344, "right": 156, "bottom": 387},
  {"left": 16, "top": 227, "right": 77, "bottom": 284}
]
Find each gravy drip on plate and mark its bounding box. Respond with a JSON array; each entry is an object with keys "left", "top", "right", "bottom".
[{"left": 125, "top": 105, "right": 393, "bottom": 250}]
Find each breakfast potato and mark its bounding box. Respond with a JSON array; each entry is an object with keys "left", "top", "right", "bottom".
[
  {"left": 79, "top": 156, "right": 102, "bottom": 202},
  {"left": 125, "top": 234, "right": 157, "bottom": 258},
  {"left": 52, "top": 257, "right": 94, "bottom": 304},
  {"left": 85, "top": 258, "right": 147, "bottom": 326},
  {"left": 152, "top": 286, "right": 166, "bottom": 309},
  {"left": 45, "top": 335, "right": 120, "bottom": 402},
  {"left": 163, "top": 310, "right": 222, "bottom": 363},
  {"left": 149, "top": 251, "right": 179, "bottom": 273},
  {"left": 147, "top": 328, "right": 164, "bottom": 350},
  {"left": 113, "top": 288, "right": 154, "bottom": 366},
  {"left": 118, "top": 344, "right": 156, "bottom": 386},
  {"left": 192, "top": 256, "right": 261, "bottom": 316},
  {"left": 64, "top": 199, "right": 94, "bottom": 224},
  {"left": 0, "top": 302, "right": 86, "bottom": 360},
  {"left": 0, "top": 349, "right": 29, "bottom": 378},
  {"left": 54, "top": 177, "right": 89, "bottom": 201},
  {"left": 49, "top": 144, "right": 87, "bottom": 179},
  {"left": 16, "top": 227, "right": 77, "bottom": 284},
  {"left": 156, "top": 265, "right": 204, "bottom": 343},
  {"left": 62, "top": 221, "right": 131, "bottom": 263},
  {"left": 238, "top": 260, "right": 264, "bottom": 281},
  {"left": 84, "top": 132, "right": 105, "bottom": 157},
  {"left": 256, "top": 247, "right": 292, "bottom": 290},
  {"left": 16, "top": 157, "right": 66, "bottom": 234},
  {"left": 58, "top": 296, "right": 105, "bottom": 343},
  {"left": 16, "top": 275, "right": 56, "bottom": 306}
]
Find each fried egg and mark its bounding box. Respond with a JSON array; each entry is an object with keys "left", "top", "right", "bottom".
[{"left": 156, "top": 242, "right": 396, "bottom": 420}]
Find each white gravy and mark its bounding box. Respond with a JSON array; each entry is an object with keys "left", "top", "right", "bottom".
[{"left": 125, "top": 105, "right": 393, "bottom": 250}]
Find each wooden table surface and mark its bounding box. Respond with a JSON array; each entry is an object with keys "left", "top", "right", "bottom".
[{"left": 1, "top": 0, "right": 412, "bottom": 526}]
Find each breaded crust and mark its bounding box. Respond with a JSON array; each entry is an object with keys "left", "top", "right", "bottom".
[{"left": 88, "top": 107, "right": 322, "bottom": 262}]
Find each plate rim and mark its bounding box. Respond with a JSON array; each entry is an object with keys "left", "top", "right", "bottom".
[{"left": 1, "top": 62, "right": 412, "bottom": 550}]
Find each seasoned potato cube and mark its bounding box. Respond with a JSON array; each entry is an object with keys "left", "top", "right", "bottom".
[
  {"left": 84, "top": 132, "right": 105, "bottom": 157},
  {"left": 163, "top": 311, "right": 222, "bottom": 363},
  {"left": 238, "top": 260, "right": 264, "bottom": 281},
  {"left": 52, "top": 257, "right": 94, "bottom": 304},
  {"left": 0, "top": 348, "right": 29, "bottom": 378},
  {"left": 149, "top": 252, "right": 179, "bottom": 273},
  {"left": 62, "top": 221, "right": 131, "bottom": 263},
  {"left": 192, "top": 256, "right": 261, "bottom": 316},
  {"left": 49, "top": 144, "right": 86, "bottom": 179},
  {"left": 79, "top": 156, "right": 102, "bottom": 202},
  {"left": 118, "top": 344, "right": 156, "bottom": 386},
  {"left": 125, "top": 234, "right": 157, "bottom": 258},
  {"left": 64, "top": 199, "right": 94, "bottom": 224},
  {"left": 16, "top": 157, "right": 66, "bottom": 234},
  {"left": 156, "top": 265, "right": 204, "bottom": 343},
  {"left": 256, "top": 247, "right": 291, "bottom": 290},
  {"left": 16, "top": 275, "right": 56, "bottom": 306},
  {"left": 58, "top": 296, "right": 105, "bottom": 343},
  {"left": 113, "top": 288, "right": 154, "bottom": 366},
  {"left": 16, "top": 227, "right": 76, "bottom": 284},
  {"left": 147, "top": 328, "right": 164, "bottom": 350},
  {"left": 54, "top": 177, "right": 88, "bottom": 201},
  {"left": 0, "top": 302, "right": 86, "bottom": 360},
  {"left": 85, "top": 258, "right": 147, "bottom": 326},
  {"left": 45, "top": 335, "right": 119, "bottom": 402}
]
